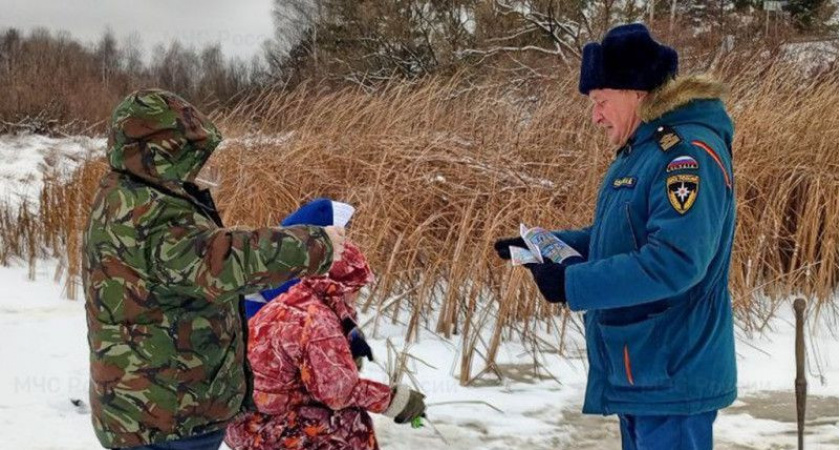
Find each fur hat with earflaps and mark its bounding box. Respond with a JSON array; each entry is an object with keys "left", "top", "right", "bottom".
[{"left": 579, "top": 23, "right": 678, "bottom": 95}]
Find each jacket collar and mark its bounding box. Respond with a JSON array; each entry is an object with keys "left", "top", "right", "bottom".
[
  {"left": 625, "top": 75, "right": 728, "bottom": 149},
  {"left": 640, "top": 75, "right": 728, "bottom": 122},
  {"left": 112, "top": 169, "right": 224, "bottom": 227}
]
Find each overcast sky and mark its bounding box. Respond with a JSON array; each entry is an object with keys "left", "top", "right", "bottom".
[{"left": 0, "top": 0, "right": 276, "bottom": 61}]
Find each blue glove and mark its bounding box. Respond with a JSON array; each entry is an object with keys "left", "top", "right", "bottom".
[{"left": 524, "top": 256, "right": 584, "bottom": 304}]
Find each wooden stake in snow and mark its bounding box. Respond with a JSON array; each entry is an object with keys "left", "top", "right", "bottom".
[{"left": 793, "top": 298, "right": 806, "bottom": 450}]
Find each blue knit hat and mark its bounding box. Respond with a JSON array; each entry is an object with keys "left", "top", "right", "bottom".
[
  {"left": 579, "top": 23, "right": 678, "bottom": 95},
  {"left": 280, "top": 198, "right": 355, "bottom": 229},
  {"left": 244, "top": 198, "right": 356, "bottom": 320}
]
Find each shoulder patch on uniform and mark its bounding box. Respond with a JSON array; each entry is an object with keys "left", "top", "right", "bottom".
[
  {"left": 612, "top": 177, "right": 636, "bottom": 188},
  {"left": 666, "top": 155, "right": 699, "bottom": 172},
  {"left": 655, "top": 125, "right": 681, "bottom": 152},
  {"left": 667, "top": 174, "right": 699, "bottom": 214}
]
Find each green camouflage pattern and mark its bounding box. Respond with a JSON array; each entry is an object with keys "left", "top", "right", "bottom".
[{"left": 83, "top": 89, "right": 334, "bottom": 448}]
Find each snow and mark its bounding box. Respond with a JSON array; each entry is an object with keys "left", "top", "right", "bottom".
[
  {"left": 220, "top": 133, "right": 296, "bottom": 150},
  {"left": 0, "top": 259, "right": 836, "bottom": 449},
  {"left": 0, "top": 132, "right": 296, "bottom": 208},
  {"left": 0, "top": 261, "right": 95, "bottom": 450},
  {"left": 0, "top": 135, "right": 836, "bottom": 449},
  {"left": 0, "top": 134, "right": 105, "bottom": 207},
  {"left": 780, "top": 40, "right": 838, "bottom": 74},
  {"left": 735, "top": 306, "right": 838, "bottom": 397}
]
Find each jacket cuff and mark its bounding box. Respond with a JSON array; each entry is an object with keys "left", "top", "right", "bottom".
[
  {"left": 564, "top": 264, "right": 585, "bottom": 312},
  {"left": 382, "top": 384, "right": 411, "bottom": 418}
]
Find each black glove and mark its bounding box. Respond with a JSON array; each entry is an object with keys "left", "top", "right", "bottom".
[
  {"left": 493, "top": 236, "right": 527, "bottom": 260},
  {"left": 524, "top": 256, "right": 584, "bottom": 304},
  {"left": 383, "top": 384, "right": 427, "bottom": 424},
  {"left": 342, "top": 319, "right": 373, "bottom": 369},
  {"left": 350, "top": 331, "right": 373, "bottom": 370}
]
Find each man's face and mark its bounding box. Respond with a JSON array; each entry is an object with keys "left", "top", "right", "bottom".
[{"left": 589, "top": 89, "right": 647, "bottom": 147}]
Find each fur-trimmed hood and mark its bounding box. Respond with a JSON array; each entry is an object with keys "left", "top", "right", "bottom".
[
  {"left": 640, "top": 75, "right": 728, "bottom": 123},
  {"left": 631, "top": 75, "right": 733, "bottom": 151}
]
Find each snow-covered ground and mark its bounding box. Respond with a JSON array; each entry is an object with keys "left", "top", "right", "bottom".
[
  {"left": 0, "top": 133, "right": 293, "bottom": 206},
  {"left": 0, "top": 135, "right": 837, "bottom": 449},
  {"left": 780, "top": 39, "right": 838, "bottom": 74},
  {"left": 0, "top": 261, "right": 837, "bottom": 449},
  {"left": 0, "top": 134, "right": 105, "bottom": 206}
]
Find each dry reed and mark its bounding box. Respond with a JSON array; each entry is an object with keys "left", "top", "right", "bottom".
[{"left": 2, "top": 53, "right": 836, "bottom": 384}]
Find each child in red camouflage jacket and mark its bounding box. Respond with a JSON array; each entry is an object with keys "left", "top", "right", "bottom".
[{"left": 225, "top": 241, "right": 425, "bottom": 450}]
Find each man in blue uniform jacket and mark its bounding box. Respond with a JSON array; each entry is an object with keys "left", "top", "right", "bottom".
[{"left": 494, "top": 23, "right": 737, "bottom": 450}]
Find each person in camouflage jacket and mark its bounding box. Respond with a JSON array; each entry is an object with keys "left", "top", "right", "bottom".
[{"left": 83, "top": 89, "right": 340, "bottom": 449}]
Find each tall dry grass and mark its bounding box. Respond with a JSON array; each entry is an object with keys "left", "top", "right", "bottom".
[
  {"left": 718, "top": 53, "right": 840, "bottom": 329},
  {"left": 3, "top": 53, "right": 837, "bottom": 384}
]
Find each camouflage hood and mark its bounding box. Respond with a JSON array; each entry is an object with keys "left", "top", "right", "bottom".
[{"left": 107, "top": 89, "right": 222, "bottom": 190}]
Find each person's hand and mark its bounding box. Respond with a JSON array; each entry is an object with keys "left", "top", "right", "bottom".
[
  {"left": 383, "top": 385, "right": 426, "bottom": 424},
  {"left": 341, "top": 318, "right": 374, "bottom": 371},
  {"left": 324, "top": 225, "right": 346, "bottom": 263},
  {"left": 493, "top": 236, "right": 527, "bottom": 260},
  {"left": 394, "top": 390, "right": 426, "bottom": 424},
  {"left": 524, "top": 256, "right": 584, "bottom": 304},
  {"left": 349, "top": 328, "right": 373, "bottom": 365}
]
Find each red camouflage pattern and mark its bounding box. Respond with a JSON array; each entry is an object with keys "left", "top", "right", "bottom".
[{"left": 225, "top": 243, "right": 392, "bottom": 450}]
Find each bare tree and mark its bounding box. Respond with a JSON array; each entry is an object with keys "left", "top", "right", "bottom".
[
  {"left": 95, "top": 28, "right": 121, "bottom": 86},
  {"left": 121, "top": 32, "right": 144, "bottom": 87},
  {"left": 267, "top": 0, "right": 481, "bottom": 86},
  {"left": 150, "top": 41, "right": 201, "bottom": 100},
  {"left": 270, "top": 0, "right": 323, "bottom": 74}
]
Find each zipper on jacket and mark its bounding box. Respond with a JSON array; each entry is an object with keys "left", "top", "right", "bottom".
[
  {"left": 593, "top": 143, "right": 634, "bottom": 256},
  {"left": 624, "top": 203, "right": 640, "bottom": 251},
  {"left": 597, "top": 325, "right": 611, "bottom": 414},
  {"left": 593, "top": 143, "right": 636, "bottom": 415},
  {"left": 112, "top": 169, "right": 224, "bottom": 227}
]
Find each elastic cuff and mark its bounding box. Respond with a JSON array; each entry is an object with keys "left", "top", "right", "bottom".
[
  {"left": 564, "top": 264, "right": 583, "bottom": 311},
  {"left": 382, "top": 384, "right": 411, "bottom": 418}
]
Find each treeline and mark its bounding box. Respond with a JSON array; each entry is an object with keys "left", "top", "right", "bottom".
[
  {"left": 0, "top": 0, "right": 836, "bottom": 134},
  {"left": 265, "top": 0, "right": 837, "bottom": 85},
  {"left": 0, "top": 28, "right": 264, "bottom": 134}
]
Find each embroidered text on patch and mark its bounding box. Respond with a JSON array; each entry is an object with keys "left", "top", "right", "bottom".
[
  {"left": 667, "top": 174, "right": 699, "bottom": 214},
  {"left": 612, "top": 177, "right": 637, "bottom": 188},
  {"left": 667, "top": 155, "right": 699, "bottom": 172}
]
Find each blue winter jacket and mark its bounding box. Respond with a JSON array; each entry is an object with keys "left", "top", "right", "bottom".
[{"left": 557, "top": 76, "right": 737, "bottom": 416}]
